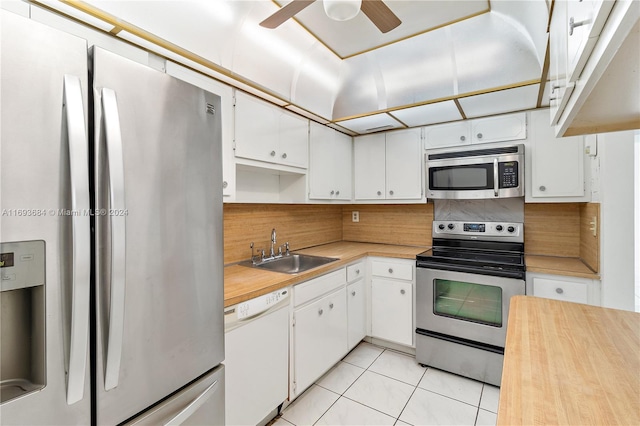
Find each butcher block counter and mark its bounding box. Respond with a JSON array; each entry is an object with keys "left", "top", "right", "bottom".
[
  {"left": 498, "top": 296, "right": 640, "bottom": 425},
  {"left": 224, "top": 241, "right": 426, "bottom": 307}
]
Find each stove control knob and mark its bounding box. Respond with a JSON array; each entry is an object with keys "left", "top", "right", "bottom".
[
  {"left": 507, "top": 226, "right": 516, "bottom": 233},
  {"left": 438, "top": 224, "right": 445, "bottom": 230},
  {"left": 447, "top": 223, "right": 455, "bottom": 230},
  {"left": 496, "top": 225, "right": 503, "bottom": 232}
]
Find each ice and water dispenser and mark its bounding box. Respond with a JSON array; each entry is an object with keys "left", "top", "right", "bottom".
[{"left": 0, "top": 240, "right": 46, "bottom": 403}]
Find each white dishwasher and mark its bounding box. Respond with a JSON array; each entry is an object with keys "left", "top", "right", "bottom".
[{"left": 224, "top": 288, "right": 290, "bottom": 426}]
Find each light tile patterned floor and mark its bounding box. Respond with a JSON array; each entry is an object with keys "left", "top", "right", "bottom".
[{"left": 273, "top": 342, "right": 499, "bottom": 426}]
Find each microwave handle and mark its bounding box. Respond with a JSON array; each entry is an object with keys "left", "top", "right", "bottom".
[{"left": 493, "top": 159, "right": 499, "bottom": 197}]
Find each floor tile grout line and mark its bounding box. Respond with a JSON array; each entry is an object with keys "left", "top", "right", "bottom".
[{"left": 395, "top": 366, "right": 429, "bottom": 425}]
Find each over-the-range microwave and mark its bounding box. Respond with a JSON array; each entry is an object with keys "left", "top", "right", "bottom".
[{"left": 426, "top": 144, "right": 524, "bottom": 199}]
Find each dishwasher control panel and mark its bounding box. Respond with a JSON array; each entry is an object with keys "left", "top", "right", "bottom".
[{"left": 225, "top": 288, "right": 289, "bottom": 322}]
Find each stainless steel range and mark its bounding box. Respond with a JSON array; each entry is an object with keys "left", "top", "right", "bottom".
[{"left": 415, "top": 220, "right": 526, "bottom": 386}]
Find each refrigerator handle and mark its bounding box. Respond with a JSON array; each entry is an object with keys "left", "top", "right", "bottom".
[
  {"left": 63, "top": 75, "right": 91, "bottom": 405},
  {"left": 101, "top": 87, "right": 127, "bottom": 391},
  {"left": 164, "top": 380, "right": 220, "bottom": 426}
]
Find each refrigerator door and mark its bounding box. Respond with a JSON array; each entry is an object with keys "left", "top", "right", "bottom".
[
  {"left": 92, "top": 48, "right": 224, "bottom": 425},
  {"left": 0, "top": 11, "right": 91, "bottom": 424},
  {"left": 125, "top": 365, "right": 224, "bottom": 425}
]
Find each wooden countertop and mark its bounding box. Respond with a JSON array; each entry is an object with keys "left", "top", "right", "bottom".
[
  {"left": 498, "top": 296, "right": 640, "bottom": 425},
  {"left": 224, "top": 241, "right": 427, "bottom": 307},
  {"left": 525, "top": 254, "right": 599, "bottom": 279}
]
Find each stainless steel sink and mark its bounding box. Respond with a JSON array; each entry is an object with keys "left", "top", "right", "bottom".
[{"left": 243, "top": 253, "right": 338, "bottom": 274}]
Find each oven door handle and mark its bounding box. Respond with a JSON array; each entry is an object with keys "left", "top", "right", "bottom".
[
  {"left": 493, "top": 158, "right": 499, "bottom": 197},
  {"left": 416, "top": 263, "right": 525, "bottom": 280}
]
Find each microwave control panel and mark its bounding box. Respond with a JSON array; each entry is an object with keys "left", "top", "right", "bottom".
[{"left": 499, "top": 162, "right": 518, "bottom": 188}]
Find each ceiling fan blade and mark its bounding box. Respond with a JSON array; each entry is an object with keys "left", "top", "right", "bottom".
[
  {"left": 260, "top": 0, "right": 316, "bottom": 29},
  {"left": 361, "top": 0, "right": 401, "bottom": 33}
]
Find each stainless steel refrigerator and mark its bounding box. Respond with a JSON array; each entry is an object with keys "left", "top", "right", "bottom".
[{"left": 0, "top": 10, "right": 224, "bottom": 425}]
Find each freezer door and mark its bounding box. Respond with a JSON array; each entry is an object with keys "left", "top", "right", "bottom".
[
  {"left": 125, "top": 365, "right": 224, "bottom": 426},
  {"left": 92, "top": 48, "right": 224, "bottom": 425},
  {"left": 0, "top": 11, "right": 91, "bottom": 424}
]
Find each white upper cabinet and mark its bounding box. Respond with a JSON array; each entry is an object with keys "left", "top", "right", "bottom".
[
  {"left": 424, "top": 112, "right": 527, "bottom": 150},
  {"left": 354, "top": 133, "right": 387, "bottom": 200},
  {"left": 549, "top": 0, "right": 576, "bottom": 125},
  {"left": 470, "top": 113, "right": 527, "bottom": 144},
  {"left": 566, "top": 0, "right": 615, "bottom": 82},
  {"left": 424, "top": 121, "right": 471, "bottom": 149},
  {"left": 308, "top": 122, "right": 352, "bottom": 201},
  {"left": 234, "top": 91, "right": 308, "bottom": 169},
  {"left": 354, "top": 128, "right": 423, "bottom": 202},
  {"left": 527, "top": 109, "right": 589, "bottom": 202}
]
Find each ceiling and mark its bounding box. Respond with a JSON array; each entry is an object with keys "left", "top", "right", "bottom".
[{"left": 30, "top": 0, "right": 552, "bottom": 135}]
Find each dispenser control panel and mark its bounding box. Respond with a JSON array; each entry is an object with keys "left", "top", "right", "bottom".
[{"left": 0, "top": 240, "right": 45, "bottom": 292}]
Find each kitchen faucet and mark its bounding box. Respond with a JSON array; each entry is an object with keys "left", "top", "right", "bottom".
[{"left": 270, "top": 228, "right": 277, "bottom": 258}]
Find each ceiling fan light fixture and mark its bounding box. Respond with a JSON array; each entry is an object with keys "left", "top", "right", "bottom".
[{"left": 323, "top": 0, "right": 362, "bottom": 21}]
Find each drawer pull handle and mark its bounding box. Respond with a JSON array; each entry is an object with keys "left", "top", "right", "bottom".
[
  {"left": 556, "top": 288, "right": 564, "bottom": 294},
  {"left": 318, "top": 308, "right": 323, "bottom": 316},
  {"left": 329, "top": 303, "right": 334, "bottom": 309},
  {"left": 281, "top": 153, "right": 287, "bottom": 159},
  {"left": 270, "top": 150, "right": 276, "bottom": 156},
  {"left": 351, "top": 291, "right": 356, "bottom": 296},
  {"left": 388, "top": 268, "right": 393, "bottom": 274},
  {"left": 355, "top": 269, "right": 360, "bottom": 274},
  {"left": 400, "top": 289, "right": 406, "bottom": 295}
]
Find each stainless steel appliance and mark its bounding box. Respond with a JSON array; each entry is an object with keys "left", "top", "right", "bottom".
[
  {"left": 426, "top": 144, "right": 525, "bottom": 199},
  {"left": 415, "top": 220, "right": 526, "bottom": 386},
  {"left": 1, "top": 11, "right": 224, "bottom": 424}
]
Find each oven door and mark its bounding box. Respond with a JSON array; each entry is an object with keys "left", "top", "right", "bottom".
[{"left": 416, "top": 267, "right": 525, "bottom": 348}]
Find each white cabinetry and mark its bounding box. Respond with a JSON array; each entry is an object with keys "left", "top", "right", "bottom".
[
  {"left": 526, "top": 109, "right": 589, "bottom": 202},
  {"left": 234, "top": 91, "right": 308, "bottom": 169},
  {"left": 424, "top": 112, "right": 527, "bottom": 149},
  {"left": 346, "top": 262, "right": 366, "bottom": 350},
  {"left": 354, "top": 128, "right": 423, "bottom": 202},
  {"left": 308, "top": 122, "right": 352, "bottom": 201},
  {"left": 292, "top": 269, "right": 348, "bottom": 396},
  {"left": 528, "top": 272, "right": 600, "bottom": 306},
  {"left": 566, "top": 0, "right": 615, "bottom": 83},
  {"left": 370, "top": 258, "right": 414, "bottom": 347},
  {"left": 470, "top": 113, "right": 527, "bottom": 144},
  {"left": 424, "top": 121, "right": 470, "bottom": 148}
]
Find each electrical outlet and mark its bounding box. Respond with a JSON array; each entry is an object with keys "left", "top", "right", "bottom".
[{"left": 352, "top": 211, "right": 359, "bottom": 223}]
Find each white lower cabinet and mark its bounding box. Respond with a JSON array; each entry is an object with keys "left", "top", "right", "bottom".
[
  {"left": 347, "top": 262, "right": 366, "bottom": 350},
  {"left": 370, "top": 258, "right": 415, "bottom": 347},
  {"left": 292, "top": 269, "right": 348, "bottom": 397},
  {"left": 528, "top": 272, "right": 601, "bottom": 306}
]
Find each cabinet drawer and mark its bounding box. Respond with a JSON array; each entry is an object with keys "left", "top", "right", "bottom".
[
  {"left": 294, "top": 268, "right": 346, "bottom": 307},
  {"left": 371, "top": 260, "right": 413, "bottom": 281},
  {"left": 346, "top": 262, "right": 365, "bottom": 283},
  {"left": 532, "top": 277, "right": 589, "bottom": 304}
]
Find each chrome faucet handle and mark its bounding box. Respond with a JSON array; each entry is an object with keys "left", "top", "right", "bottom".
[{"left": 285, "top": 241, "right": 290, "bottom": 255}]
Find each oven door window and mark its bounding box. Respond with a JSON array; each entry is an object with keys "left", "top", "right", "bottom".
[
  {"left": 433, "top": 279, "right": 502, "bottom": 327},
  {"left": 429, "top": 163, "right": 493, "bottom": 191}
]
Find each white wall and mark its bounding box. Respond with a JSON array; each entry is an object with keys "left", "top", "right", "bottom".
[
  {"left": 635, "top": 132, "right": 640, "bottom": 312},
  {"left": 598, "top": 130, "right": 638, "bottom": 311}
]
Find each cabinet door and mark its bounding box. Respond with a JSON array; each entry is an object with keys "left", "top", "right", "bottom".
[
  {"left": 309, "top": 124, "right": 352, "bottom": 200},
  {"left": 354, "top": 134, "right": 386, "bottom": 200},
  {"left": 294, "top": 288, "right": 347, "bottom": 395},
  {"left": 234, "top": 92, "right": 279, "bottom": 163},
  {"left": 549, "top": 0, "right": 576, "bottom": 125},
  {"left": 385, "top": 128, "right": 423, "bottom": 200},
  {"left": 470, "top": 112, "right": 527, "bottom": 144},
  {"left": 566, "top": 0, "right": 615, "bottom": 83},
  {"left": 371, "top": 278, "right": 413, "bottom": 346},
  {"left": 424, "top": 121, "right": 470, "bottom": 149},
  {"left": 347, "top": 280, "right": 366, "bottom": 350},
  {"left": 278, "top": 110, "right": 308, "bottom": 168},
  {"left": 530, "top": 109, "right": 585, "bottom": 199}
]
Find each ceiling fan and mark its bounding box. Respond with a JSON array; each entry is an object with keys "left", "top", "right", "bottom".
[{"left": 260, "top": 0, "right": 402, "bottom": 33}]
